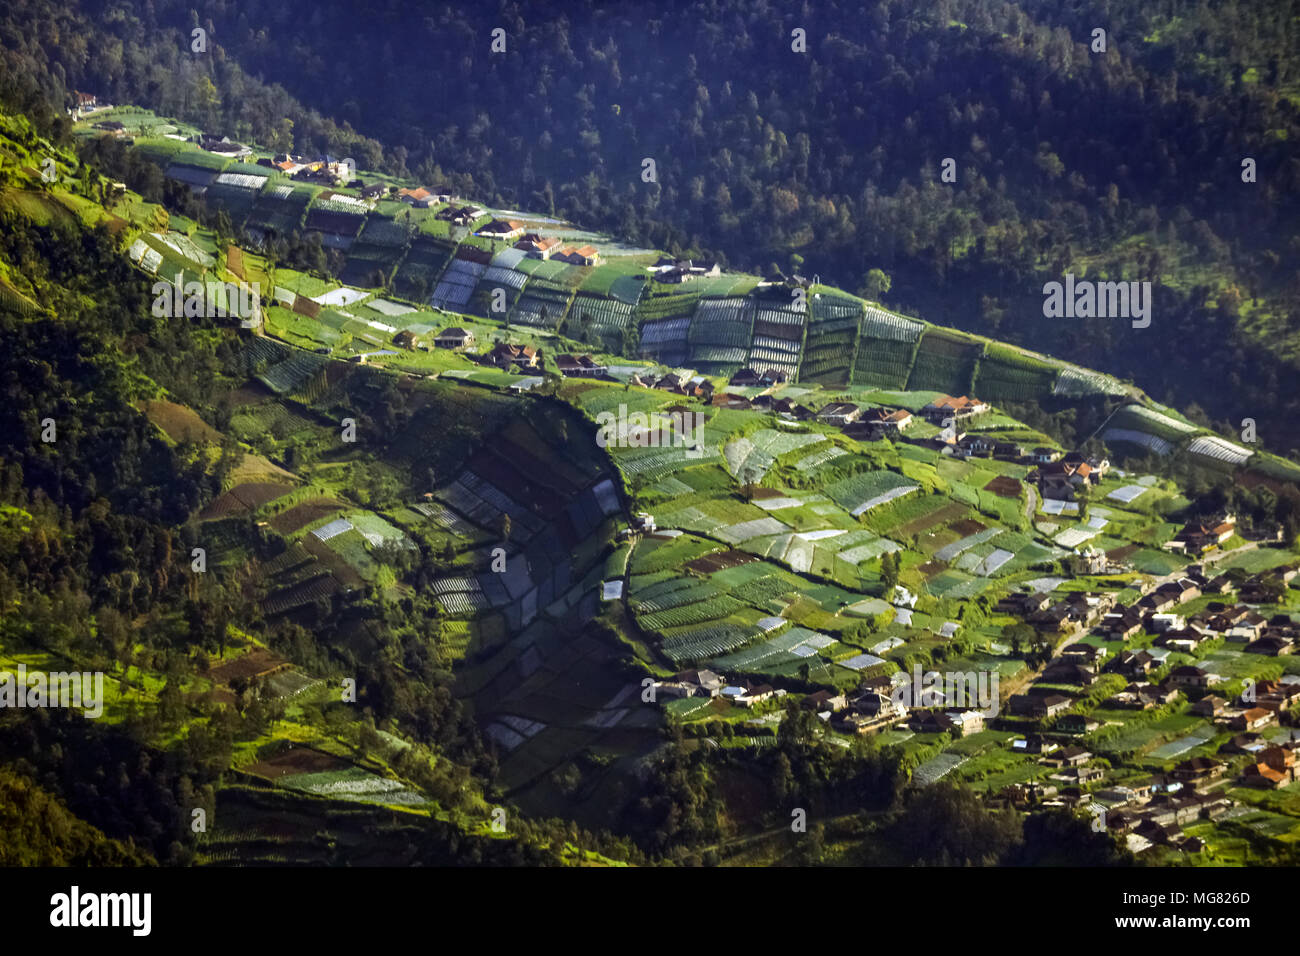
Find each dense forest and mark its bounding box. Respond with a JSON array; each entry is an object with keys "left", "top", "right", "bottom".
[{"left": 2, "top": 0, "right": 1299, "bottom": 451}]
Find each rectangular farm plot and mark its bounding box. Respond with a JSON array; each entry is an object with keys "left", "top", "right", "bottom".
[
  {"left": 825, "top": 470, "right": 920, "bottom": 516},
  {"left": 717, "top": 516, "right": 791, "bottom": 544}
]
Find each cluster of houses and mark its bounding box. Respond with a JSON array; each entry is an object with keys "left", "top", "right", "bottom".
[
  {"left": 713, "top": 389, "right": 1093, "bottom": 469},
  {"left": 458, "top": 223, "right": 606, "bottom": 265},
  {"left": 993, "top": 723, "right": 1299, "bottom": 849},
  {"left": 999, "top": 589, "right": 1116, "bottom": 637},
  {"left": 1028, "top": 453, "right": 1112, "bottom": 501},
  {"left": 256, "top": 152, "right": 352, "bottom": 185},
  {"left": 728, "top": 367, "right": 789, "bottom": 388},
  {"left": 624, "top": 369, "right": 716, "bottom": 401},
  {"left": 652, "top": 668, "right": 782, "bottom": 708},
  {"left": 1164, "top": 515, "right": 1239, "bottom": 554},
  {"left": 1093, "top": 781, "right": 1234, "bottom": 852}
]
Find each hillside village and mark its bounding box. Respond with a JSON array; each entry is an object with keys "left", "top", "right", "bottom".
[{"left": 22, "top": 98, "right": 1300, "bottom": 863}]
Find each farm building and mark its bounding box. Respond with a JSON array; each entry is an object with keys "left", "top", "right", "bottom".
[
  {"left": 922, "top": 394, "right": 990, "bottom": 423},
  {"left": 516, "top": 234, "right": 562, "bottom": 259},
  {"left": 556, "top": 354, "right": 607, "bottom": 378},
  {"left": 434, "top": 327, "right": 475, "bottom": 350},
  {"left": 554, "top": 245, "right": 602, "bottom": 266},
  {"left": 479, "top": 219, "right": 526, "bottom": 240}
]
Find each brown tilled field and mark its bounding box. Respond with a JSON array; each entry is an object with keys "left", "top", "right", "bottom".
[
  {"left": 207, "top": 647, "right": 291, "bottom": 685},
  {"left": 949, "top": 518, "right": 987, "bottom": 537},
  {"left": 984, "top": 475, "right": 1022, "bottom": 498},
  {"left": 226, "top": 384, "right": 275, "bottom": 407},
  {"left": 245, "top": 747, "right": 351, "bottom": 780},
  {"left": 1107, "top": 544, "right": 1140, "bottom": 562},
  {"left": 142, "top": 399, "right": 224, "bottom": 444},
  {"left": 685, "top": 549, "right": 758, "bottom": 573},
  {"left": 199, "top": 482, "right": 293, "bottom": 519},
  {"left": 896, "top": 502, "right": 967, "bottom": 538},
  {"left": 269, "top": 498, "right": 343, "bottom": 534}
]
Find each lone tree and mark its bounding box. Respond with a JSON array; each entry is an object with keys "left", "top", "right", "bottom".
[
  {"left": 880, "top": 551, "right": 901, "bottom": 592},
  {"left": 860, "top": 268, "right": 891, "bottom": 300}
]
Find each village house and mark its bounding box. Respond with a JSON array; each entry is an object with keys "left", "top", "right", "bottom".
[
  {"left": 650, "top": 257, "right": 721, "bottom": 283},
  {"left": 772, "top": 397, "right": 814, "bottom": 421},
  {"left": 1248, "top": 679, "right": 1300, "bottom": 714},
  {"left": 1008, "top": 693, "right": 1072, "bottom": 719},
  {"left": 359, "top": 182, "right": 389, "bottom": 201},
  {"left": 1058, "top": 713, "right": 1102, "bottom": 735},
  {"left": 555, "top": 353, "right": 607, "bottom": 378},
  {"left": 1053, "top": 765, "right": 1106, "bottom": 786},
  {"left": 956, "top": 433, "right": 996, "bottom": 457},
  {"left": 729, "top": 367, "right": 762, "bottom": 387},
  {"left": 1098, "top": 606, "right": 1144, "bottom": 641},
  {"left": 997, "top": 591, "right": 1052, "bottom": 617},
  {"left": 863, "top": 407, "right": 913, "bottom": 435},
  {"left": 655, "top": 371, "right": 688, "bottom": 392},
  {"left": 907, "top": 709, "right": 985, "bottom": 736},
  {"left": 479, "top": 218, "right": 527, "bottom": 241},
  {"left": 437, "top": 204, "right": 486, "bottom": 225},
  {"left": 1030, "top": 460, "right": 1102, "bottom": 501},
  {"left": 1165, "top": 516, "right": 1237, "bottom": 554},
  {"left": 834, "top": 691, "right": 909, "bottom": 735},
  {"left": 392, "top": 329, "right": 423, "bottom": 351},
  {"left": 1011, "top": 735, "right": 1059, "bottom": 756},
  {"left": 1045, "top": 745, "right": 1094, "bottom": 768},
  {"left": 1106, "top": 681, "right": 1177, "bottom": 710},
  {"left": 1190, "top": 695, "right": 1228, "bottom": 718},
  {"left": 1229, "top": 707, "right": 1277, "bottom": 733},
  {"left": 1172, "top": 757, "right": 1225, "bottom": 786},
  {"left": 735, "top": 684, "right": 778, "bottom": 708},
  {"left": 921, "top": 394, "right": 990, "bottom": 424},
  {"left": 554, "top": 245, "right": 602, "bottom": 267},
  {"left": 801, "top": 689, "right": 848, "bottom": 715},
  {"left": 1219, "top": 733, "right": 1267, "bottom": 756},
  {"left": 1061, "top": 451, "right": 1111, "bottom": 479},
  {"left": 1112, "top": 649, "right": 1157, "bottom": 679},
  {"left": 1245, "top": 634, "right": 1295, "bottom": 656},
  {"left": 711, "top": 392, "right": 752, "bottom": 410},
  {"left": 671, "top": 669, "right": 725, "bottom": 698},
  {"left": 1166, "top": 665, "right": 1219, "bottom": 692},
  {"left": 1239, "top": 746, "right": 1297, "bottom": 789},
  {"left": 1155, "top": 627, "right": 1210, "bottom": 654},
  {"left": 434, "top": 327, "right": 475, "bottom": 350},
  {"left": 486, "top": 342, "right": 540, "bottom": 371},
  {"left": 816, "top": 402, "right": 861, "bottom": 426},
  {"left": 397, "top": 187, "right": 438, "bottom": 208},
  {"left": 1042, "top": 659, "right": 1097, "bottom": 686},
  {"left": 199, "top": 135, "right": 252, "bottom": 158},
  {"left": 1061, "top": 642, "right": 1108, "bottom": 665},
  {"left": 515, "top": 234, "right": 562, "bottom": 259}
]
